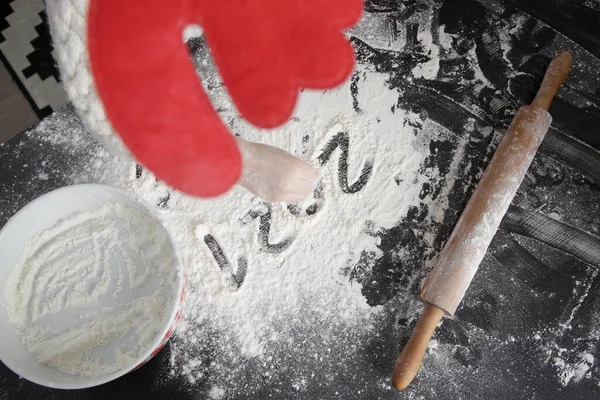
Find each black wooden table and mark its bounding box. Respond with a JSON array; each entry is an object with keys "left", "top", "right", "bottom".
[{"left": 1, "top": 0, "right": 600, "bottom": 399}]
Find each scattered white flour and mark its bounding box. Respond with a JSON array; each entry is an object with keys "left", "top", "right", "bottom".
[
  {"left": 3, "top": 203, "right": 178, "bottom": 377},
  {"left": 555, "top": 352, "right": 595, "bottom": 386},
  {"left": 538, "top": 266, "right": 600, "bottom": 387},
  {"left": 113, "top": 50, "right": 467, "bottom": 384},
  {"left": 208, "top": 385, "right": 226, "bottom": 399},
  {"left": 412, "top": 30, "right": 440, "bottom": 79},
  {"left": 27, "top": 0, "right": 599, "bottom": 395},
  {"left": 45, "top": 0, "right": 600, "bottom": 393},
  {"left": 46, "top": 0, "right": 467, "bottom": 386}
]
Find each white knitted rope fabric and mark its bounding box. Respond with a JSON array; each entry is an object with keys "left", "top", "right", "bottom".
[
  {"left": 47, "top": 0, "right": 129, "bottom": 158},
  {"left": 47, "top": 3, "right": 326, "bottom": 204}
]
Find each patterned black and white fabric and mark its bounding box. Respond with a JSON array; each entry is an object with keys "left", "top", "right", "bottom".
[{"left": 0, "top": 0, "right": 67, "bottom": 118}]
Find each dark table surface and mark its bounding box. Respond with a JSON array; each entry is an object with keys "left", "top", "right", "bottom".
[{"left": 2, "top": 0, "right": 600, "bottom": 399}]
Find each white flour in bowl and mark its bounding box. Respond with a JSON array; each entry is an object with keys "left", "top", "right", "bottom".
[{"left": 3, "top": 202, "right": 178, "bottom": 377}]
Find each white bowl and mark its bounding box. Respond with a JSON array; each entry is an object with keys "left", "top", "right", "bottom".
[{"left": 0, "top": 184, "right": 184, "bottom": 389}]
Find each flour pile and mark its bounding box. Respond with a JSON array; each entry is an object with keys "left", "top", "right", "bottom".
[
  {"left": 115, "top": 47, "right": 464, "bottom": 383},
  {"left": 4, "top": 203, "right": 178, "bottom": 377}
]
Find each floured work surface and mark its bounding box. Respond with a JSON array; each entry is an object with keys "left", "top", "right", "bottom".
[{"left": 1, "top": 0, "right": 600, "bottom": 398}]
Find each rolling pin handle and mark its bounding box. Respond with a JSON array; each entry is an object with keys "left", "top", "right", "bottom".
[
  {"left": 392, "top": 304, "right": 445, "bottom": 390},
  {"left": 531, "top": 51, "right": 572, "bottom": 111}
]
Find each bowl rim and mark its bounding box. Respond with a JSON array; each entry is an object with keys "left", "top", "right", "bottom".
[{"left": 0, "top": 183, "right": 184, "bottom": 389}]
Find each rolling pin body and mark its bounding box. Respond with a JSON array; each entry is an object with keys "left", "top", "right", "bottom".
[{"left": 419, "top": 106, "right": 552, "bottom": 315}]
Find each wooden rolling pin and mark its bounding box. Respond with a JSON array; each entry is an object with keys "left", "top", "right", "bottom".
[{"left": 392, "top": 51, "right": 573, "bottom": 391}]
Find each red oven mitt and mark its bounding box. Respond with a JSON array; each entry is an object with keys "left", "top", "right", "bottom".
[{"left": 88, "top": 0, "right": 362, "bottom": 197}]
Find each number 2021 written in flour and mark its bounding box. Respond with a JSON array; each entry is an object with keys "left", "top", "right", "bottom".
[{"left": 199, "top": 130, "right": 373, "bottom": 291}]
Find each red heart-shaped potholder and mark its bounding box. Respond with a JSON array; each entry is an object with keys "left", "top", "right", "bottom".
[{"left": 88, "top": 0, "right": 362, "bottom": 197}]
